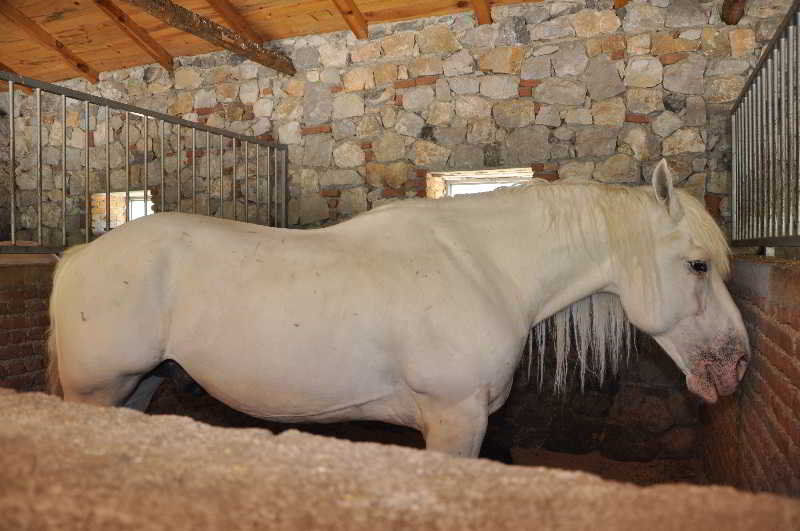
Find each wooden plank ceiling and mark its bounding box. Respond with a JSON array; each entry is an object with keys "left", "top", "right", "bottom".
[{"left": 0, "top": 0, "right": 537, "bottom": 83}]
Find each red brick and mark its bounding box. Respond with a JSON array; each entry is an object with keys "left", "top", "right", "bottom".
[
  {"left": 415, "top": 75, "right": 438, "bottom": 86},
  {"left": 360, "top": 142, "right": 373, "bottom": 150},
  {"left": 705, "top": 194, "right": 723, "bottom": 219},
  {"left": 330, "top": 86, "right": 343, "bottom": 93},
  {"left": 519, "top": 79, "right": 541, "bottom": 88},
  {"left": 518, "top": 87, "right": 532, "bottom": 97},
  {"left": 301, "top": 125, "right": 332, "bottom": 136},
  {"left": 416, "top": 169, "right": 428, "bottom": 178},
  {"left": 382, "top": 188, "right": 403, "bottom": 198},
  {"left": 394, "top": 95, "right": 403, "bottom": 106},
  {"left": 195, "top": 107, "right": 215, "bottom": 116},
  {"left": 320, "top": 189, "right": 340, "bottom": 198},
  {"left": 326, "top": 199, "right": 339, "bottom": 209},
  {"left": 364, "top": 151, "right": 375, "bottom": 162},
  {"left": 393, "top": 79, "right": 416, "bottom": 89},
  {"left": 660, "top": 53, "right": 688, "bottom": 65},
  {"left": 260, "top": 88, "right": 273, "bottom": 96},
  {"left": 625, "top": 113, "right": 650, "bottom": 123},
  {"left": 609, "top": 50, "right": 625, "bottom": 61},
  {"left": 536, "top": 171, "right": 559, "bottom": 182},
  {"left": 416, "top": 189, "right": 426, "bottom": 197}
]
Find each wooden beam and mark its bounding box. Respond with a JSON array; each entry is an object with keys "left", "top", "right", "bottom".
[
  {"left": 331, "top": 0, "right": 368, "bottom": 40},
  {"left": 94, "top": 0, "right": 174, "bottom": 72},
  {"left": 470, "top": 0, "right": 492, "bottom": 25},
  {"left": 0, "top": 62, "right": 33, "bottom": 94},
  {"left": 120, "top": 0, "right": 295, "bottom": 75},
  {"left": 0, "top": 0, "right": 100, "bottom": 83},
  {"left": 206, "top": 0, "right": 261, "bottom": 43}
]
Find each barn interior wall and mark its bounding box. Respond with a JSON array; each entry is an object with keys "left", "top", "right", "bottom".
[
  {"left": 1, "top": 0, "right": 793, "bottom": 235},
  {"left": 704, "top": 257, "right": 800, "bottom": 497},
  {"left": 0, "top": 259, "right": 54, "bottom": 391}
]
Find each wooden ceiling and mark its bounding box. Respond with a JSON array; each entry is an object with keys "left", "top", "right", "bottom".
[{"left": 0, "top": 0, "right": 538, "bottom": 84}]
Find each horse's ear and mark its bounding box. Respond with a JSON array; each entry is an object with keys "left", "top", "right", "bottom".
[{"left": 651, "top": 159, "right": 684, "bottom": 222}]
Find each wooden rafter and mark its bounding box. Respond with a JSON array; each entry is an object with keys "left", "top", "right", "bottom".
[
  {"left": 119, "top": 0, "right": 295, "bottom": 75},
  {"left": 0, "top": 0, "right": 100, "bottom": 83},
  {"left": 470, "top": 0, "right": 492, "bottom": 25},
  {"left": 206, "top": 0, "right": 261, "bottom": 43},
  {"left": 94, "top": 0, "right": 174, "bottom": 72},
  {"left": 331, "top": 0, "right": 368, "bottom": 40},
  {"left": 0, "top": 61, "right": 33, "bottom": 93}
]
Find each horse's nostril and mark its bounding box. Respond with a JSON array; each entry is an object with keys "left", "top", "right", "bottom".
[{"left": 737, "top": 355, "right": 749, "bottom": 381}]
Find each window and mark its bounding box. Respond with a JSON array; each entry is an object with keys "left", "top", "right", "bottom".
[
  {"left": 90, "top": 190, "right": 152, "bottom": 235},
  {"left": 426, "top": 168, "right": 534, "bottom": 199}
]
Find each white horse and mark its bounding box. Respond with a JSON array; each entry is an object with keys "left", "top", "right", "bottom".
[{"left": 47, "top": 160, "right": 749, "bottom": 457}]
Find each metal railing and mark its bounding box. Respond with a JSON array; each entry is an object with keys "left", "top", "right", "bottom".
[
  {"left": 1, "top": 71, "right": 288, "bottom": 252},
  {"left": 731, "top": 0, "right": 800, "bottom": 246}
]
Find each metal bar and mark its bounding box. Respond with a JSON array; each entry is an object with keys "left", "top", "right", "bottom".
[
  {"left": 62, "top": 94, "right": 67, "bottom": 246},
  {"left": 177, "top": 124, "right": 182, "bottom": 213},
  {"left": 219, "top": 134, "right": 223, "bottom": 218},
  {"left": 125, "top": 112, "right": 130, "bottom": 223},
  {"left": 255, "top": 144, "right": 260, "bottom": 225},
  {"left": 160, "top": 119, "right": 165, "bottom": 213},
  {"left": 84, "top": 100, "right": 89, "bottom": 243},
  {"left": 233, "top": 137, "right": 237, "bottom": 220},
  {"left": 732, "top": 112, "right": 738, "bottom": 239},
  {"left": 105, "top": 106, "right": 111, "bottom": 232},
  {"left": 760, "top": 76, "right": 767, "bottom": 238},
  {"left": 36, "top": 87, "right": 42, "bottom": 245},
  {"left": 9, "top": 81, "right": 15, "bottom": 245},
  {"left": 782, "top": 36, "right": 790, "bottom": 236},
  {"left": 144, "top": 116, "right": 148, "bottom": 216},
  {"left": 794, "top": 14, "right": 800, "bottom": 237},
  {"left": 244, "top": 141, "right": 249, "bottom": 222},
  {"left": 192, "top": 128, "right": 196, "bottom": 214},
  {"left": 0, "top": 71, "right": 280, "bottom": 148},
  {"left": 266, "top": 146, "right": 272, "bottom": 226},
  {"left": 281, "top": 149, "right": 287, "bottom": 228},
  {"left": 207, "top": 136, "right": 212, "bottom": 217},
  {"left": 791, "top": 20, "right": 798, "bottom": 237}
]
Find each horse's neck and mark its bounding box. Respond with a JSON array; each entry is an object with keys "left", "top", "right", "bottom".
[{"left": 457, "top": 189, "right": 615, "bottom": 328}]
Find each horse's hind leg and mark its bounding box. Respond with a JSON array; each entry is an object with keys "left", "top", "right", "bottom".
[{"left": 417, "top": 392, "right": 489, "bottom": 458}]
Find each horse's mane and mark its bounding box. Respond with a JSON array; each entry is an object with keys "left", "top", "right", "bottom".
[
  {"left": 369, "top": 177, "right": 730, "bottom": 393},
  {"left": 521, "top": 180, "right": 730, "bottom": 393}
]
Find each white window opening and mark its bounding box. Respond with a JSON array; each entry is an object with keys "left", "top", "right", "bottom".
[{"left": 426, "top": 168, "right": 535, "bottom": 198}]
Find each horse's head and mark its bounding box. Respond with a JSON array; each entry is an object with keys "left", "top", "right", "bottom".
[{"left": 612, "top": 160, "right": 749, "bottom": 403}]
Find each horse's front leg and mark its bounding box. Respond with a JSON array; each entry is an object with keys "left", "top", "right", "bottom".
[{"left": 417, "top": 390, "right": 489, "bottom": 458}]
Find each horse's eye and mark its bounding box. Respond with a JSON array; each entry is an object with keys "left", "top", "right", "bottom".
[{"left": 689, "top": 260, "right": 708, "bottom": 273}]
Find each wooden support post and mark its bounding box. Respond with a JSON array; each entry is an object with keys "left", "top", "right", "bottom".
[
  {"left": 0, "top": 0, "right": 100, "bottom": 83},
  {"left": 470, "top": 0, "right": 492, "bottom": 25},
  {"left": 331, "top": 0, "right": 368, "bottom": 40},
  {"left": 120, "top": 0, "right": 295, "bottom": 75},
  {"left": 0, "top": 62, "right": 33, "bottom": 93},
  {"left": 94, "top": 0, "right": 174, "bottom": 72},
  {"left": 206, "top": 0, "right": 262, "bottom": 43}
]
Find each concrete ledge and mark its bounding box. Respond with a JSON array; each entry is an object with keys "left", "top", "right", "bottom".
[{"left": 1, "top": 390, "right": 798, "bottom": 530}]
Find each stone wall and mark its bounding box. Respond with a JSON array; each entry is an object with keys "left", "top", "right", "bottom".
[
  {"left": 0, "top": 258, "right": 54, "bottom": 391},
  {"left": 704, "top": 256, "right": 800, "bottom": 497},
  {"left": 1, "top": 0, "right": 794, "bottom": 236}
]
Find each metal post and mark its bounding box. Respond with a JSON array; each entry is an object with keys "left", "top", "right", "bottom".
[
  {"left": 255, "top": 144, "right": 260, "bottom": 225},
  {"left": 192, "top": 128, "right": 196, "bottom": 214},
  {"left": 281, "top": 148, "right": 287, "bottom": 228},
  {"left": 105, "top": 106, "right": 110, "bottom": 232},
  {"left": 206, "top": 131, "right": 211, "bottom": 216},
  {"left": 8, "top": 81, "right": 15, "bottom": 245},
  {"left": 266, "top": 146, "right": 272, "bottom": 226},
  {"left": 160, "top": 120, "right": 165, "bottom": 213},
  {"left": 125, "top": 112, "right": 130, "bottom": 223},
  {"left": 732, "top": 113, "right": 738, "bottom": 239},
  {"left": 219, "top": 134, "right": 223, "bottom": 218},
  {"left": 233, "top": 138, "right": 237, "bottom": 220},
  {"left": 144, "top": 116, "right": 148, "bottom": 216},
  {"left": 62, "top": 94, "right": 67, "bottom": 246},
  {"left": 36, "top": 87, "right": 42, "bottom": 245},
  {"left": 177, "top": 125, "right": 182, "bottom": 213},
  {"left": 84, "top": 100, "right": 89, "bottom": 243},
  {"left": 244, "top": 141, "right": 249, "bottom": 222}
]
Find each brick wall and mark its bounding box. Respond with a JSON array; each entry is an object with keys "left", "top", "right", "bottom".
[
  {"left": 703, "top": 256, "right": 800, "bottom": 497},
  {"left": 0, "top": 256, "right": 55, "bottom": 392}
]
